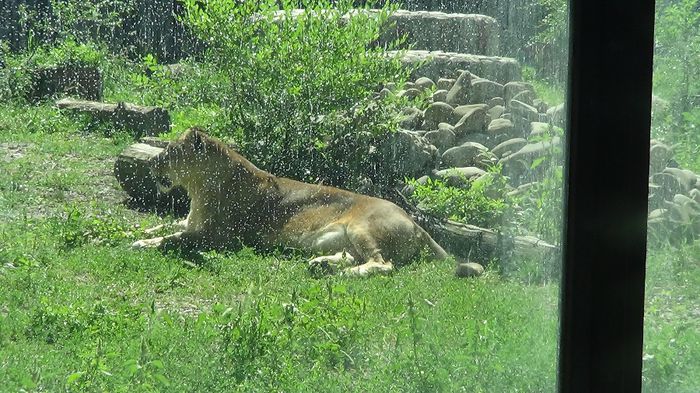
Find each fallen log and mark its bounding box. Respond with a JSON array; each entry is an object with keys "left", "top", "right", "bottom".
[
  {"left": 29, "top": 65, "right": 103, "bottom": 101},
  {"left": 114, "top": 141, "right": 189, "bottom": 214},
  {"left": 57, "top": 98, "right": 170, "bottom": 137},
  {"left": 424, "top": 218, "right": 559, "bottom": 264},
  {"left": 393, "top": 189, "right": 559, "bottom": 264}
]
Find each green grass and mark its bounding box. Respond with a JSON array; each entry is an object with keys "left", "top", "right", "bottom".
[
  {"left": 0, "top": 103, "right": 560, "bottom": 392},
  {"left": 522, "top": 66, "right": 566, "bottom": 106},
  {"left": 0, "top": 91, "right": 697, "bottom": 392}
]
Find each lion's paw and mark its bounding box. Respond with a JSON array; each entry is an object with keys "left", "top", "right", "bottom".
[
  {"left": 131, "top": 237, "right": 164, "bottom": 249},
  {"left": 308, "top": 252, "right": 355, "bottom": 277},
  {"left": 342, "top": 261, "right": 393, "bottom": 278}
]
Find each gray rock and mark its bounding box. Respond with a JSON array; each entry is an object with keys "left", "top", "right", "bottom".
[
  {"left": 664, "top": 194, "right": 700, "bottom": 231},
  {"left": 391, "top": 50, "right": 522, "bottom": 85},
  {"left": 403, "top": 81, "right": 417, "bottom": 90},
  {"left": 499, "top": 136, "right": 562, "bottom": 180},
  {"left": 487, "top": 118, "right": 516, "bottom": 138},
  {"left": 547, "top": 103, "right": 566, "bottom": 128},
  {"left": 399, "top": 107, "right": 424, "bottom": 130},
  {"left": 509, "top": 99, "right": 540, "bottom": 122},
  {"left": 487, "top": 97, "right": 505, "bottom": 107},
  {"left": 378, "top": 88, "right": 393, "bottom": 99},
  {"left": 438, "top": 122, "right": 455, "bottom": 132},
  {"left": 510, "top": 90, "right": 535, "bottom": 106},
  {"left": 380, "top": 130, "right": 438, "bottom": 178},
  {"left": 401, "top": 174, "right": 431, "bottom": 197},
  {"left": 432, "top": 89, "right": 448, "bottom": 102},
  {"left": 437, "top": 78, "right": 456, "bottom": 91},
  {"left": 424, "top": 128, "right": 457, "bottom": 152},
  {"left": 470, "top": 78, "right": 504, "bottom": 104},
  {"left": 446, "top": 71, "right": 476, "bottom": 106},
  {"left": 424, "top": 102, "right": 456, "bottom": 125},
  {"left": 455, "top": 262, "right": 485, "bottom": 278},
  {"left": 529, "top": 122, "right": 551, "bottom": 138},
  {"left": 415, "top": 77, "right": 436, "bottom": 91},
  {"left": 663, "top": 168, "right": 698, "bottom": 193},
  {"left": 487, "top": 105, "right": 505, "bottom": 122},
  {"left": 491, "top": 138, "right": 528, "bottom": 159},
  {"left": 506, "top": 182, "right": 536, "bottom": 198},
  {"left": 441, "top": 142, "right": 489, "bottom": 168},
  {"left": 398, "top": 88, "right": 423, "bottom": 100},
  {"left": 453, "top": 104, "right": 488, "bottom": 135},
  {"left": 378, "top": 11, "right": 499, "bottom": 56},
  {"left": 457, "top": 132, "right": 491, "bottom": 148},
  {"left": 649, "top": 140, "right": 673, "bottom": 174},
  {"left": 503, "top": 81, "right": 535, "bottom": 104},
  {"left": 435, "top": 167, "right": 487, "bottom": 186},
  {"left": 532, "top": 99, "right": 549, "bottom": 113},
  {"left": 650, "top": 173, "right": 685, "bottom": 208},
  {"left": 648, "top": 208, "right": 667, "bottom": 221}
]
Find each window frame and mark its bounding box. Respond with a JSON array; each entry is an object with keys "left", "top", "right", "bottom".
[{"left": 558, "top": 1, "right": 655, "bottom": 392}]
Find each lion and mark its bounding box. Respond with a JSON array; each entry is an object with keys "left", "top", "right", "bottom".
[{"left": 132, "top": 128, "right": 484, "bottom": 277}]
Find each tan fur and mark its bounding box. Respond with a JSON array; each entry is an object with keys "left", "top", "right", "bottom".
[{"left": 133, "top": 128, "right": 456, "bottom": 277}]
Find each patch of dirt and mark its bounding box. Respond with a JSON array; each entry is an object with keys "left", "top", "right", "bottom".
[{"left": 1, "top": 142, "right": 33, "bottom": 162}]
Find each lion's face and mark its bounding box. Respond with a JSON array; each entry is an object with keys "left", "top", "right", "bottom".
[{"left": 150, "top": 128, "right": 210, "bottom": 185}]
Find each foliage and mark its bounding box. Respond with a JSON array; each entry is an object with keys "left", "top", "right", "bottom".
[
  {"left": 650, "top": 0, "right": 700, "bottom": 172},
  {"left": 120, "top": 54, "right": 230, "bottom": 111},
  {"left": 521, "top": 65, "right": 565, "bottom": 106},
  {"left": 653, "top": 0, "right": 700, "bottom": 111},
  {"left": 15, "top": 0, "right": 136, "bottom": 53},
  {"left": 0, "top": 39, "right": 105, "bottom": 102},
  {"left": 530, "top": 0, "right": 568, "bottom": 83},
  {"left": 182, "top": 0, "right": 413, "bottom": 186},
  {"left": 409, "top": 173, "right": 509, "bottom": 229},
  {"left": 510, "top": 128, "right": 565, "bottom": 245},
  {"left": 643, "top": 241, "right": 700, "bottom": 393}
]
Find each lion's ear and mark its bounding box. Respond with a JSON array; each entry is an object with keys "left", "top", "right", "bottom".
[{"left": 191, "top": 130, "right": 204, "bottom": 151}]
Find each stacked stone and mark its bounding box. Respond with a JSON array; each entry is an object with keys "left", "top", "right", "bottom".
[
  {"left": 647, "top": 140, "right": 700, "bottom": 242},
  {"left": 377, "top": 69, "right": 564, "bottom": 189}
]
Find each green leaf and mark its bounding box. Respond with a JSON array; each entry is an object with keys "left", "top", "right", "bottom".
[
  {"left": 66, "top": 371, "right": 84, "bottom": 384},
  {"left": 154, "top": 373, "right": 171, "bottom": 386}
]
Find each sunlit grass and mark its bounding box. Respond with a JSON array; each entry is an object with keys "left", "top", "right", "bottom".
[{"left": 0, "top": 103, "right": 696, "bottom": 392}]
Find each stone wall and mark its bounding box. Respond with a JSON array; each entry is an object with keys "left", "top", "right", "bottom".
[{"left": 379, "top": 11, "right": 499, "bottom": 55}]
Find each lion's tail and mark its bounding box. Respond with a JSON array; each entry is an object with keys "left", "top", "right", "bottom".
[{"left": 418, "top": 226, "right": 449, "bottom": 261}]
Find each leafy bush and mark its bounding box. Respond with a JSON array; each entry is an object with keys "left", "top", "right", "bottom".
[
  {"left": 409, "top": 174, "right": 509, "bottom": 229},
  {"left": 14, "top": 0, "right": 136, "bottom": 53},
  {"left": 182, "top": 0, "right": 412, "bottom": 186},
  {"left": 510, "top": 129, "right": 565, "bottom": 245}
]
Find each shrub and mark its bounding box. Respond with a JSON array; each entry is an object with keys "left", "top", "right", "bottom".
[
  {"left": 182, "top": 0, "right": 412, "bottom": 187},
  {"left": 408, "top": 174, "right": 509, "bottom": 229},
  {"left": 509, "top": 129, "right": 565, "bottom": 245}
]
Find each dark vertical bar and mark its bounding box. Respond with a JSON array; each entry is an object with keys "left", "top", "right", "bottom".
[{"left": 558, "top": 1, "right": 655, "bottom": 393}]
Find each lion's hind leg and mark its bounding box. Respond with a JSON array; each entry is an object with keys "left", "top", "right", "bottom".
[
  {"left": 341, "top": 224, "right": 394, "bottom": 277},
  {"left": 342, "top": 254, "right": 393, "bottom": 277}
]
